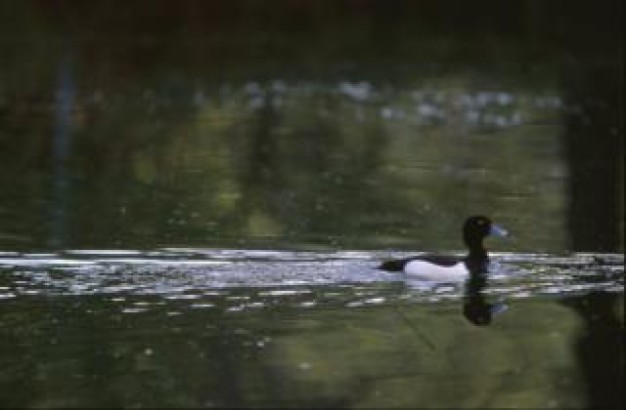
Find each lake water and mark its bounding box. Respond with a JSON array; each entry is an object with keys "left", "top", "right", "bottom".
[
  {"left": 0, "top": 250, "right": 623, "bottom": 408},
  {"left": 1, "top": 1, "right": 623, "bottom": 408}
]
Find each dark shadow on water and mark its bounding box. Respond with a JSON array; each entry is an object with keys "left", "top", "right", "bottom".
[
  {"left": 462, "top": 273, "right": 503, "bottom": 326},
  {"left": 560, "top": 291, "right": 624, "bottom": 409},
  {"left": 561, "top": 0, "right": 623, "bottom": 252},
  {"left": 564, "top": 64, "right": 623, "bottom": 252}
]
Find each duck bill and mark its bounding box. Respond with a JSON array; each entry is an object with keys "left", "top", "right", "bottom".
[
  {"left": 490, "top": 302, "right": 508, "bottom": 315},
  {"left": 490, "top": 224, "right": 508, "bottom": 237}
]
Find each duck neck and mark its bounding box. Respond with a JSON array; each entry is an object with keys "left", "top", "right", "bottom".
[
  {"left": 467, "top": 245, "right": 487, "bottom": 260},
  {"left": 465, "top": 249, "right": 489, "bottom": 276},
  {"left": 464, "top": 232, "right": 487, "bottom": 257},
  {"left": 464, "top": 236, "right": 489, "bottom": 273}
]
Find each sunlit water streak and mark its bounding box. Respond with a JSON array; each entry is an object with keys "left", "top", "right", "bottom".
[{"left": 0, "top": 250, "right": 622, "bottom": 315}]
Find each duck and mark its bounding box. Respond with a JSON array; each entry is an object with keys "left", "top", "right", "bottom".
[{"left": 378, "top": 215, "right": 508, "bottom": 281}]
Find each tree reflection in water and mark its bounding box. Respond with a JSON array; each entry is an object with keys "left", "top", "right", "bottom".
[{"left": 561, "top": 292, "right": 624, "bottom": 409}]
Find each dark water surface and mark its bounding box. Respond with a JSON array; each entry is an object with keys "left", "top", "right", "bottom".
[
  {"left": 1, "top": 0, "right": 623, "bottom": 408},
  {"left": 0, "top": 250, "right": 623, "bottom": 408},
  {"left": 1, "top": 0, "right": 623, "bottom": 252}
]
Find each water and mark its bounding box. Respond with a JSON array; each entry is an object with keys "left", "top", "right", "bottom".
[
  {"left": 0, "top": 250, "right": 623, "bottom": 408},
  {"left": 1, "top": 1, "right": 623, "bottom": 408},
  {"left": 1, "top": 1, "right": 623, "bottom": 253}
]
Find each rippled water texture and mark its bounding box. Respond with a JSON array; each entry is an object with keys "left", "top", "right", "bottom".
[
  {"left": 1, "top": 249, "right": 623, "bottom": 304},
  {"left": 0, "top": 250, "right": 623, "bottom": 408}
]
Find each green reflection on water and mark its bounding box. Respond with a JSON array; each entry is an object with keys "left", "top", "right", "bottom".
[
  {"left": 1, "top": 291, "right": 621, "bottom": 408},
  {"left": 0, "top": 1, "right": 588, "bottom": 252},
  {"left": 0, "top": 60, "right": 568, "bottom": 252},
  {"left": 1, "top": 0, "right": 622, "bottom": 252}
]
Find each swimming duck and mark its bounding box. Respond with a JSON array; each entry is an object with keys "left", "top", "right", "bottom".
[{"left": 378, "top": 215, "right": 508, "bottom": 281}]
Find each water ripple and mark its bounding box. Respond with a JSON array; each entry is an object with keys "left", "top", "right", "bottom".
[{"left": 0, "top": 249, "right": 622, "bottom": 314}]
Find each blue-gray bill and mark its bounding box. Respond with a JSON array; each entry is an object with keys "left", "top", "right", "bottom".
[{"left": 490, "top": 224, "right": 509, "bottom": 237}]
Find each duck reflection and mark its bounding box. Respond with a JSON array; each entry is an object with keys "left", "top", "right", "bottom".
[{"left": 462, "top": 272, "right": 507, "bottom": 326}]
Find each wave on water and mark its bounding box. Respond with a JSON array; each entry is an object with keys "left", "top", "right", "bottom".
[{"left": 1, "top": 249, "right": 623, "bottom": 309}]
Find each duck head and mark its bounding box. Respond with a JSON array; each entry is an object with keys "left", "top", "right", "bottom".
[{"left": 463, "top": 215, "right": 508, "bottom": 256}]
